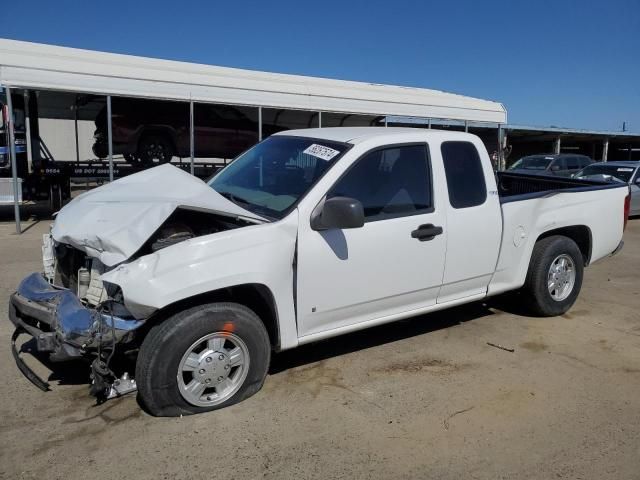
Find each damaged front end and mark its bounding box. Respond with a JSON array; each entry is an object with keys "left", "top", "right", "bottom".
[
  {"left": 10, "top": 211, "right": 261, "bottom": 402},
  {"left": 8, "top": 164, "right": 268, "bottom": 402},
  {"left": 9, "top": 240, "right": 146, "bottom": 400}
]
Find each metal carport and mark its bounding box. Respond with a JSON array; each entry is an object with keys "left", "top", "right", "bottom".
[{"left": 0, "top": 38, "right": 507, "bottom": 232}]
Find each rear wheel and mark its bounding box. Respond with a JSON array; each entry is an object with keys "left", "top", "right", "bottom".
[
  {"left": 137, "top": 135, "right": 174, "bottom": 165},
  {"left": 522, "top": 235, "right": 584, "bottom": 316},
  {"left": 136, "top": 302, "right": 270, "bottom": 417}
]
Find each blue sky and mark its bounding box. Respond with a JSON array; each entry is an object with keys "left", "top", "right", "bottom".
[{"left": 4, "top": 0, "right": 639, "bottom": 132}]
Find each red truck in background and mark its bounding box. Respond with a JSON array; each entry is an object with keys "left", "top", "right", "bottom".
[{"left": 92, "top": 98, "right": 284, "bottom": 165}]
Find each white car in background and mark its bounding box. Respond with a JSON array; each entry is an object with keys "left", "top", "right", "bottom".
[{"left": 573, "top": 161, "right": 640, "bottom": 216}]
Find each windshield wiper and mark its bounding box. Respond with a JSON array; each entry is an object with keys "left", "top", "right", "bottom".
[
  {"left": 218, "top": 191, "right": 252, "bottom": 207},
  {"left": 217, "top": 191, "right": 278, "bottom": 221}
]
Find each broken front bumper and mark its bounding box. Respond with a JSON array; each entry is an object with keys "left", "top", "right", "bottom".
[{"left": 8, "top": 272, "right": 145, "bottom": 390}]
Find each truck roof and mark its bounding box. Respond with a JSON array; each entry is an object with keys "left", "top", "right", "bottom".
[{"left": 273, "top": 127, "right": 478, "bottom": 144}]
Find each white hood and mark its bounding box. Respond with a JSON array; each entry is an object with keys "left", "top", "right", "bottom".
[{"left": 52, "top": 164, "right": 266, "bottom": 266}]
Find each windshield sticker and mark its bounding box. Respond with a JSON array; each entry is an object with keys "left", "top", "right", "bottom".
[
  {"left": 303, "top": 144, "right": 341, "bottom": 161},
  {"left": 617, "top": 168, "right": 634, "bottom": 172}
]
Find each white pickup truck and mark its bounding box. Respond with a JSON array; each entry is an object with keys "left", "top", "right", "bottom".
[{"left": 9, "top": 127, "right": 630, "bottom": 416}]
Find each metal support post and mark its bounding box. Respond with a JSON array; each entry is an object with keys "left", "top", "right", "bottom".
[
  {"left": 24, "top": 91, "right": 33, "bottom": 174},
  {"left": 5, "top": 86, "right": 21, "bottom": 233},
  {"left": 464, "top": 120, "right": 469, "bottom": 132},
  {"left": 189, "top": 100, "right": 195, "bottom": 175},
  {"left": 107, "top": 95, "right": 114, "bottom": 182},
  {"left": 498, "top": 124, "right": 505, "bottom": 171},
  {"left": 602, "top": 139, "right": 609, "bottom": 161},
  {"left": 553, "top": 136, "right": 561, "bottom": 154},
  {"left": 258, "top": 106, "right": 263, "bottom": 141},
  {"left": 318, "top": 111, "right": 322, "bottom": 128},
  {"left": 74, "top": 95, "right": 80, "bottom": 162}
]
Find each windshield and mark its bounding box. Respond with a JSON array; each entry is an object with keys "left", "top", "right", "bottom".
[
  {"left": 209, "top": 135, "right": 350, "bottom": 220},
  {"left": 575, "top": 164, "right": 636, "bottom": 183},
  {"left": 509, "top": 156, "right": 553, "bottom": 170}
]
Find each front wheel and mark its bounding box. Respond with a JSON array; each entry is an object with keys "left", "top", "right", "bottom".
[
  {"left": 92, "top": 141, "right": 107, "bottom": 159},
  {"left": 522, "top": 235, "right": 584, "bottom": 316},
  {"left": 136, "top": 302, "right": 271, "bottom": 417}
]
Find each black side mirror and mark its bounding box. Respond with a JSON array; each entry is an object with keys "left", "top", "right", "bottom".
[{"left": 311, "top": 196, "right": 365, "bottom": 231}]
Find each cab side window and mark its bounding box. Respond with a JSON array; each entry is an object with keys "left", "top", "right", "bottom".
[
  {"left": 579, "top": 157, "right": 592, "bottom": 168},
  {"left": 441, "top": 141, "right": 487, "bottom": 208},
  {"left": 566, "top": 157, "right": 580, "bottom": 170},
  {"left": 553, "top": 157, "right": 568, "bottom": 171},
  {"left": 327, "top": 144, "right": 432, "bottom": 222}
]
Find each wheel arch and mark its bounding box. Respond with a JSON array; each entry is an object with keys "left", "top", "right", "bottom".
[
  {"left": 144, "top": 283, "right": 281, "bottom": 350},
  {"left": 535, "top": 225, "right": 592, "bottom": 265}
]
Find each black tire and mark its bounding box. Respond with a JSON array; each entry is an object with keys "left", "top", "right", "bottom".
[
  {"left": 92, "top": 141, "right": 107, "bottom": 159},
  {"left": 137, "top": 134, "right": 174, "bottom": 165},
  {"left": 522, "top": 235, "right": 584, "bottom": 317},
  {"left": 136, "top": 302, "right": 271, "bottom": 417}
]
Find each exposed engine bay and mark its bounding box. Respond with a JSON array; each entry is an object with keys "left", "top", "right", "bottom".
[
  {"left": 48, "top": 208, "right": 252, "bottom": 302},
  {"left": 10, "top": 208, "right": 254, "bottom": 401},
  {"left": 143, "top": 208, "right": 253, "bottom": 255}
]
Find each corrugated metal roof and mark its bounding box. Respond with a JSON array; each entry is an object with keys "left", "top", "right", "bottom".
[
  {"left": 0, "top": 38, "right": 507, "bottom": 123},
  {"left": 505, "top": 123, "right": 640, "bottom": 138}
]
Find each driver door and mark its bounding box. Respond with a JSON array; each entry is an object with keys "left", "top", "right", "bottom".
[{"left": 296, "top": 144, "right": 447, "bottom": 338}]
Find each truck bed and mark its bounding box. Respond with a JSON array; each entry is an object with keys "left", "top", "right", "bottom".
[
  {"left": 496, "top": 171, "right": 623, "bottom": 202},
  {"left": 489, "top": 170, "right": 628, "bottom": 297}
]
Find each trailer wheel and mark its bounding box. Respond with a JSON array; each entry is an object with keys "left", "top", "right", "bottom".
[
  {"left": 137, "top": 135, "right": 174, "bottom": 165},
  {"left": 136, "top": 302, "right": 271, "bottom": 417},
  {"left": 522, "top": 235, "right": 584, "bottom": 316}
]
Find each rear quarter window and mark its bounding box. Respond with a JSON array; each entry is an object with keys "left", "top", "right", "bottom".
[{"left": 441, "top": 141, "right": 487, "bottom": 208}]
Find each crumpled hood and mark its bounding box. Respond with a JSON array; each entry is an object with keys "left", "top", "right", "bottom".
[{"left": 52, "top": 164, "right": 266, "bottom": 266}]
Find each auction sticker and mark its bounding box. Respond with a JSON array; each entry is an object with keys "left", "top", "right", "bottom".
[
  {"left": 303, "top": 144, "right": 340, "bottom": 161},
  {"left": 617, "top": 168, "right": 634, "bottom": 172}
]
